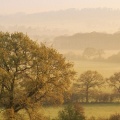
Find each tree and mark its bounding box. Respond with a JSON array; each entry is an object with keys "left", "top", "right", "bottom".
[
  {"left": 77, "top": 70, "right": 104, "bottom": 103},
  {"left": 82, "top": 48, "right": 97, "bottom": 59},
  {"left": 0, "top": 32, "right": 76, "bottom": 120},
  {"left": 55, "top": 103, "right": 85, "bottom": 120},
  {"left": 107, "top": 72, "right": 120, "bottom": 94},
  {"left": 82, "top": 48, "right": 104, "bottom": 60},
  {"left": 97, "top": 49, "right": 104, "bottom": 59}
]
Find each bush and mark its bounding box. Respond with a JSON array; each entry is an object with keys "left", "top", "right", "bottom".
[
  {"left": 109, "top": 113, "right": 120, "bottom": 120},
  {"left": 55, "top": 103, "right": 85, "bottom": 120},
  {"left": 88, "top": 116, "right": 108, "bottom": 120}
]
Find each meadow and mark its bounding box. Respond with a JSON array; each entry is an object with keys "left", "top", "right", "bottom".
[
  {"left": 43, "top": 103, "right": 120, "bottom": 119},
  {"left": 73, "top": 60, "right": 120, "bottom": 77},
  {"left": 1, "top": 60, "right": 120, "bottom": 119},
  {"left": 1, "top": 103, "right": 120, "bottom": 119},
  {"left": 42, "top": 60, "right": 120, "bottom": 119}
]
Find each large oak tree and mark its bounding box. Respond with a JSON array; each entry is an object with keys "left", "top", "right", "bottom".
[{"left": 0, "top": 32, "right": 75, "bottom": 120}]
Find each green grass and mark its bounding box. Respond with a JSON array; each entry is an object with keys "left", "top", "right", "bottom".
[
  {"left": 43, "top": 103, "right": 120, "bottom": 119},
  {"left": 42, "top": 60, "right": 120, "bottom": 119},
  {"left": 1, "top": 104, "right": 120, "bottom": 119},
  {"left": 1, "top": 61, "right": 120, "bottom": 119},
  {"left": 42, "top": 106, "right": 63, "bottom": 119},
  {"left": 83, "top": 103, "right": 120, "bottom": 119}
]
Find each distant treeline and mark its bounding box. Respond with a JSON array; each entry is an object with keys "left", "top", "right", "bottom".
[
  {"left": 53, "top": 32, "right": 120, "bottom": 50},
  {"left": 63, "top": 48, "right": 120, "bottom": 63}
]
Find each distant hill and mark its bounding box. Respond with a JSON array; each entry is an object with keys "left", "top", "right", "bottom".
[
  {"left": 53, "top": 32, "right": 120, "bottom": 50},
  {"left": 107, "top": 52, "right": 120, "bottom": 63},
  {"left": 1, "top": 8, "right": 120, "bottom": 33}
]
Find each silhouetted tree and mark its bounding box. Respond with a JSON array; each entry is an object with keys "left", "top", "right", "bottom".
[
  {"left": 77, "top": 70, "right": 104, "bottom": 103},
  {"left": 83, "top": 48, "right": 97, "bottom": 59},
  {"left": 107, "top": 72, "right": 120, "bottom": 94},
  {"left": 83, "top": 48, "right": 105, "bottom": 60}
]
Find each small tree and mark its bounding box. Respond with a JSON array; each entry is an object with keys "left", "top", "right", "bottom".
[
  {"left": 77, "top": 70, "right": 104, "bottom": 103},
  {"left": 56, "top": 103, "right": 85, "bottom": 120},
  {"left": 83, "top": 48, "right": 104, "bottom": 60},
  {"left": 82, "top": 48, "right": 97, "bottom": 59},
  {"left": 0, "top": 32, "right": 76, "bottom": 119}
]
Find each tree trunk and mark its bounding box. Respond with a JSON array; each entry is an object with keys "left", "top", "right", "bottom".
[
  {"left": 8, "top": 79, "right": 15, "bottom": 120},
  {"left": 86, "top": 87, "right": 89, "bottom": 103}
]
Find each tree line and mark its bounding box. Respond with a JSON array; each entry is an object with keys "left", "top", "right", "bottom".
[
  {"left": 70, "top": 70, "right": 120, "bottom": 103},
  {"left": 64, "top": 47, "right": 120, "bottom": 63}
]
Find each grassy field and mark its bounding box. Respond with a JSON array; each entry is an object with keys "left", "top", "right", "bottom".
[
  {"left": 1, "top": 103, "right": 120, "bottom": 119},
  {"left": 42, "top": 60, "right": 120, "bottom": 119},
  {"left": 73, "top": 60, "right": 120, "bottom": 77},
  {"left": 43, "top": 103, "right": 120, "bottom": 119},
  {"left": 1, "top": 60, "right": 120, "bottom": 119}
]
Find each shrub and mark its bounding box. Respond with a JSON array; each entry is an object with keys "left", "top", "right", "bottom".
[
  {"left": 55, "top": 103, "right": 85, "bottom": 120},
  {"left": 109, "top": 113, "right": 120, "bottom": 120}
]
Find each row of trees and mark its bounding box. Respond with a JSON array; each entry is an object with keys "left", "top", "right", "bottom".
[
  {"left": 71, "top": 70, "right": 120, "bottom": 103},
  {"left": 64, "top": 47, "right": 120, "bottom": 63},
  {"left": 64, "top": 48, "right": 105, "bottom": 61}
]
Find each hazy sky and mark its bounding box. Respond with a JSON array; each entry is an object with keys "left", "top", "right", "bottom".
[{"left": 0, "top": 0, "right": 120, "bottom": 14}]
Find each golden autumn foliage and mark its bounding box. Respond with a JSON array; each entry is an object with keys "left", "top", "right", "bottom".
[{"left": 0, "top": 32, "right": 76, "bottom": 120}]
